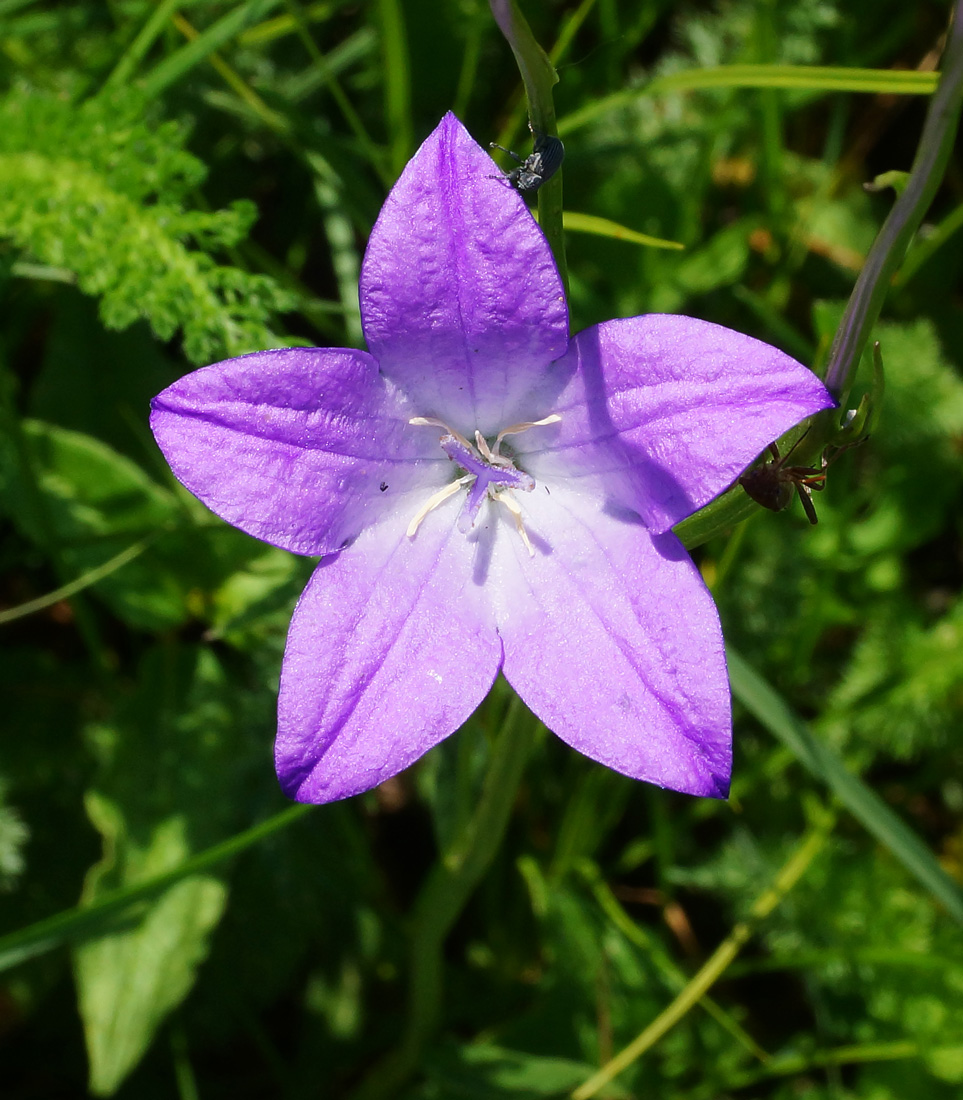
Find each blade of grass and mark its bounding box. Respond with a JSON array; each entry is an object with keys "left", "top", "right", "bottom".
[
  {"left": 306, "top": 150, "right": 363, "bottom": 345},
  {"left": 278, "top": 0, "right": 387, "bottom": 184},
  {"left": 140, "top": 0, "right": 283, "bottom": 100},
  {"left": 238, "top": 0, "right": 334, "bottom": 45},
  {"left": 727, "top": 646, "right": 963, "bottom": 926},
  {"left": 169, "top": 11, "right": 290, "bottom": 131},
  {"left": 102, "top": 0, "right": 203, "bottom": 91},
  {"left": 576, "top": 860, "right": 772, "bottom": 1066},
  {"left": 376, "top": 0, "right": 412, "bottom": 176},
  {"left": 560, "top": 65, "right": 939, "bottom": 137},
  {"left": 561, "top": 211, "right": 684, "bottom": 250},
  {"left": 696, "top": 1040, "right": 919, "bottom": 1099}
]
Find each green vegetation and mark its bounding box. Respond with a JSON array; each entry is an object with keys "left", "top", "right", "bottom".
[{"left": 2, "top": 1, "right": 963, "bottom": 1097}]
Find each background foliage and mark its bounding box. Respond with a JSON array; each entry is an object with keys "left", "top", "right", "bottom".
[{"left": 2, "top": 1, "right": 963, "bottom": 1097}]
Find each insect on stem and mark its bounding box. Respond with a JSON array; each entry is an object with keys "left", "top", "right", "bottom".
[
  {"left": 489, "top": 121, "right": 564, "bottom": 193},
  {"left": 738, "top": 432, "right": 863, "bottom": 525}
]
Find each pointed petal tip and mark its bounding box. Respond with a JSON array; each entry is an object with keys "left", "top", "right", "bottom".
[
  {"left": 683, "top": 764, "right": 731, "bottom": 800},
  {"left": 360, "top": 109, "right": 568, "bottom": 432},
  {"left": 277, "top": 765, "right": 374, "bottom": 806}
]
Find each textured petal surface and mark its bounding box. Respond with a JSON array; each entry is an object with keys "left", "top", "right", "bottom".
[
  {"left": 276, "top": 504, "right": 502, "bottom": 804},
  {"left": 516, "top": 315, "right": 836, "bottom": 533},
  {"left": 360, "top": 112, "right": 569, "bottom": 437},
  {"left": 150, "top": 348, "right": 443, "bottom": 556},
  {"left": 490, "top": 485, "right": 731, "bottom": 797}
]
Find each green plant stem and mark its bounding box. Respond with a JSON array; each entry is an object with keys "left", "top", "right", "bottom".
[
  {"left": 823, "top": 0, "right": 963, "bottom": 401},
  {"left": 489, "top": 0, "right": 568, "bottom": 295},
  {"left": 351, "top": 697, "right": 536, "bottom": 1100},
  {"left": 0, "top": 804, "right": 313, "bottom": 972},
  {"left": 571, "top": 816, "right": 832, "bottom": 1099},
  {"left": 0, "top": 534, "right": 158, "bottom": 626}
]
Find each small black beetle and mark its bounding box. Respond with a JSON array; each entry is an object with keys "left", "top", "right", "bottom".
[{"left": 490, "top": 123, "right": 564, "bottom": 193}]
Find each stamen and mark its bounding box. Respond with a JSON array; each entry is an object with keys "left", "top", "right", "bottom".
[
  {"left": 409, "top": 416, "right": 473, "bottom": 451},
  {"left": 406, "top": 476, "right": 472, "bottom": 537},
  {"left": 494, "top": 492, "right": 535, "bottom": 557},
  {"left": 406, "top": 412, "right": 559, "bottom": 551},
  {"left": 475, "top": 430, "right": 494, "bottom": 463},
  {"left": 493, "top": 414, "right": 562, "bottom": 454},
  {"left": 476, "top": 430, "right": 513, "bottom": 469}
]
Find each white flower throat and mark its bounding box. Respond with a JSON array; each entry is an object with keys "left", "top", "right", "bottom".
[{"left": 406, "top": 414, "right": 561, "bottom": 556}]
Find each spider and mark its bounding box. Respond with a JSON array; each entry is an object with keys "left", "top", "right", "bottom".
[{"left": 739, "top": 436, "right": 832, "bottom": 525}]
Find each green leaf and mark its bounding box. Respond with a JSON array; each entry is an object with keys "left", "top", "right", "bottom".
[
  {"left": 75, "top": 793, "right": 227, "bottom": 1097},
  {"left": 70, "top": 644, "right": 276, "bottom": 1092},
  {"left": 0, "top": 90, "right": 292, "bottom": 362},
  {"left": 561, "top": 211, "right": 684, "bottom": 250},
  {"left": 0, "top": 418, "right": 190, "bottom": 629}
]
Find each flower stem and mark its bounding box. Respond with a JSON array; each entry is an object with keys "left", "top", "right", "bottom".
[
  {"left": 489, "top": 0, "right": 569, "bottom": 294},
  {"left": 350, "top": 695, "right": 536, "bottom": 1100},
  {"left": 823, "top": 0, "right": 963, "bottom": 402},
  {"left": 677, "top": 4, "right": 963, "bottom": 550}
]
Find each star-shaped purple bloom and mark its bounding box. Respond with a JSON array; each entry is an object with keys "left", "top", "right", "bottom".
[{"left": 150, "top": 113, "right": 834, "bottom": 804}]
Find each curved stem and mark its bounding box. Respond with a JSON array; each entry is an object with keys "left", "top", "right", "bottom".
[
  {"left": 489, "top": 0, "right": 569, "bottom": 295},
  {"left": 571, "top": 817, "right": 833, "bottom": 1100},
  {"left": 823, "top": 1, "right": 963, "bottom": 401}
]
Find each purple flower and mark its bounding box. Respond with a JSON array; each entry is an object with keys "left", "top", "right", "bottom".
[{"left": 150, "top": 114, "right": 834, "bottom": 804}]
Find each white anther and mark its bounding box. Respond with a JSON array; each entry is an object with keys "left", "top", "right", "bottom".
[
  {"left": 493, "top": 414, "right": 562, "bottom": 454},
  {"left": 494, "top": 491, "right": 535, "bottom": 557},
  {"left": 407, "top": 412, "right": 559, "bottom": 554},
  {"left": 409, "top": 416, "right": 473, "bottom": 451},
  {"left": 406, "top": 476, "right": 472, "bottom": 538},
  {"left": 473, "top": 430, "right": 514, "bottom": 470},
  {"left": 475, "top": 430, "right": 494, "bottom": 462}
]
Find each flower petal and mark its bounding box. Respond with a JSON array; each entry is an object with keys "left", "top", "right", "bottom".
[
  {"left": 492, "top": 485, "right": 730, "bottom": 797},
  {"left": 517, "top": 315, "right": 836, "bottom": 533},
  {"left": 359, "top": 112, "right": 569, "bottom": 437},
  {"left": 276, "top": 505, "right": 502, "bottom": 803},
  {"left": 150, "top": 348, "right": 441, "bottom": 556}
]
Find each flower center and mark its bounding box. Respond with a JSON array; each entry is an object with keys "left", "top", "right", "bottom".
[{"left": 406, "top": 414, "right": 560, "bottom": 556}]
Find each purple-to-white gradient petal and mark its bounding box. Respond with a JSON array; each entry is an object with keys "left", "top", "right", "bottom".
[
  {"left": 359, "top": 112, "right": 569, "bottom": 437},
  {"left": 150, "top": 348, "right": 444, "bottom": 556},
  {"left": 491, "top": 485, "right": 731, "bottom": 797},
  {"left": 515, "top": 315, "right": 836, "bottom": 534},
  {"left": 276, "top": 505, "right": 503, "bottom": 804}
]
